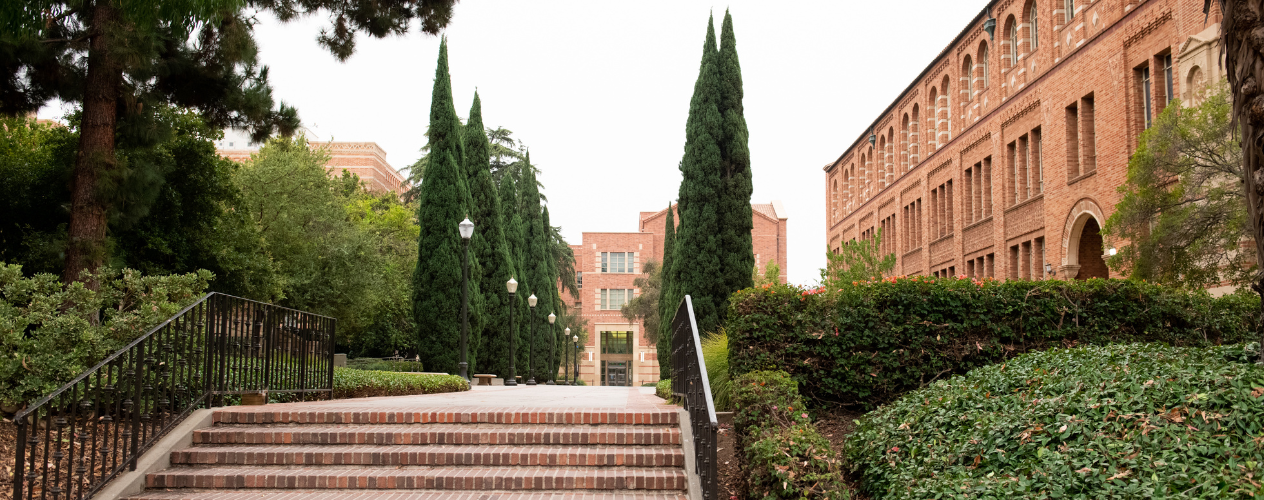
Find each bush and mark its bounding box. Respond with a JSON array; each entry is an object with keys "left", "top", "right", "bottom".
[
  {"left": 656, "top": 378, "right": 673, "bottom": 401},
  {"left": 846, "top": 343, "right": 1264, "bottom": 499},
  {"left": 0, "top": 263, "right": 211, "bottom": 409},
  {"left": 702, "top": 330, "right": 733, "bottom": 411},
  {"left": 346, "top": 357, "right": 425, "bottom": 372},
  {"left": 332, "top": 367, "right": 468, "bottom": 399},
  {"left": 727, "top": 278, "right": 1259, "bottom": 407},
  {"left": 731, "top": 371, "right": 809, "bottom": 440},
  {"left": 746, "top": 424, "right": 848, "bottom": 499}
]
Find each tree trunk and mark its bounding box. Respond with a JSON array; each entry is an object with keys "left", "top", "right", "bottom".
[
  {"left": 1220, "top": 0, "right": 1264, "bottom": 362},
  {"left": 62, "top": 1, "right": 122, "bottom": 289}
]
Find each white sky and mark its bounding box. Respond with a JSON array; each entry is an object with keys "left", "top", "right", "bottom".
[{"left": 40, "top": 1, "right": 984, "bottom": 286}]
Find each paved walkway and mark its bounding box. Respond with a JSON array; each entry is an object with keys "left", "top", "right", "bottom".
[{"left": 216, "top": 385, "right": 671, "bottom": 414}]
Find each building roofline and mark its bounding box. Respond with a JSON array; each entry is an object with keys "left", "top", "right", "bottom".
[{"left": 825, "top": 1, "right": 995, "bottom": 173}]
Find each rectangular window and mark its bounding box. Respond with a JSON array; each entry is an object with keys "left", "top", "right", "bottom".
[
  {"left": 599, "top": 289, "right": 634, "bottom": 310},
  {"left": 577, "top": 271, "right": 583, "bottom": 289},
  {"left": 1066, "top": 101, "right": 1080, "bottom": 178},
  {"left": 1163, "top": 54, "right": 1174, "bottom": 104},
  {"left": 600, "top": 252, "right": 634, "bottom": 273},
  {"left": 1034, "top": 237, "right": 1046, "bottom": 279},
  {"left": 1031, "top": 127, "right": 1043, "bottom": 194},
  {"left": 1009, "top": 244, "right": 1020, "bottom": 279},
  {"left": 1080, "top": 94, "right": 1096, "bottom": 173},
  {"left": 1141, "top": 66, "right": 1153, "bottom": 129},
  {"left": 985, "top": 252, "right": 995, "bottom": 278},
  {"left": 601, "top": 331, "right": 632, "bottom": 355}
]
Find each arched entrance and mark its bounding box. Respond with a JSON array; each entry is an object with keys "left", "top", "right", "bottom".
[{"left": 1060, "top": 199, "right": 1109, "bottom": 280}]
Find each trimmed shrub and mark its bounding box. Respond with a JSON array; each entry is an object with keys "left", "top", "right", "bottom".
[
  {"left": 746, "top": 424, "right": 848, "bottom": 499},
  {"left": 731, "top": 370, "right": 809, "bottom": 440},
  {"left": 656, "top": 378, "right": 673, "bottom": 401},
  {"left": 727, "top": 278, "right": 1258, "bottom": 407},
  {"left": 702, "top": 330, "right": 733, "bottom": 411},
  {"left": 346, "top": 357, "right": 425, "bottom": 373},
  {"left": 846, "top": 343, "right": 1264, "bottom": 499},
  {"left": 332, "top": 367, "right": 468, "bottom": 399}
]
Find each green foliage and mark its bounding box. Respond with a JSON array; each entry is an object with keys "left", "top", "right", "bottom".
[
  {"left": 499, "top": 174, "right": 529, "bottom": 373},
  {"left": 1104, "top": 81, "right": 1251, "bottom": 288},
  {"left": 656, "top": 378, "right": 673, "bottom": 401},
  {"left": 821, "top": 228, "right": 896, "bottom": 287},
  {"left": 847, "top": 343, "right": 1264, "bottom": 499},
  {"left": 0, "top": 117, "right": 75, "bottom": 275},
  {"left": 701, "top": 330, "right": 732, "bottom": 411},
  {"left": 413, "top": 38, "right": 478, "bottom": 375},
  {"left": 658, "top": 203, "right": 676, "bottom": 379},
  {"left": 345, "top": 357, "right": 424, "bottom": 373},
  {"left": 465, "top": 93, "right": 515, "bottom": 378},
  {"left": 0, "top": 263, "right": 211, "bottom": 407},
  {"left": 622, "top": 260, "right": 663, "bottom": 346},
  {"left": 753, "top": 259, "right": 780, "bottom": 286},
  {"left": 732, "top": 371, "right": 847, "bottom": 499},
  {"left": 726, "top": 278, "right": 1260, "bottom": 408},
  {"left": 332, "top": 367, "right": 467, "bottom": 399},
  {"left": 519, "top": 152, "right": 553, "bottom": 380},
  {"left": 715, "top": 10, "right": 755, "bottom": 300}
]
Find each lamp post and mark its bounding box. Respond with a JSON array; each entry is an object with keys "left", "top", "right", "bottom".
[
  {"left": 563, "top": 327, "right": 572, "bottom": 384},
  {"left": 572, "top": 334, "right": 579, "bottom": 386},
  {"left": 527, "top": 293, "right": 538, "bottom": 386},
  {"left": 546, "top": 312, "right": 556, "bottom": 384},
  {"left": 458, "top": 217, "right": 474, "bottom": 382},
  {"left": 505, "top": 278, "right": 518, "bottom": 387}
]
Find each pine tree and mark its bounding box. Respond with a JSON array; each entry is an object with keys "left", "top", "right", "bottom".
[
  {"left": 464, "top": 92, "right": 516, "bottom": 377},
  {"left": 499, "top": 174, "right": 529, "bottom": 374},
  {"left": 669, "top": 15, "right": 726, "bottom": 337},
  {"left": 716, "top": 10, "right": 755, "bottom": 295},
  {"left": 656, "top": 202, "right": 676, "bottom": 379},
  {"left": 413, "top": 38, "right": 475, "bottom": 375}
]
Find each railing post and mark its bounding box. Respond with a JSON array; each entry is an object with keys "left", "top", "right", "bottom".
[{"left": 13, "top": 415, "right": 25, "bottom": 499}]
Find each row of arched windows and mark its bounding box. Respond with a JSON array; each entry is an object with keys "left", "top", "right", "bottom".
[{"left": 831, "top": 0, "right": 1064, "bottom": 226}]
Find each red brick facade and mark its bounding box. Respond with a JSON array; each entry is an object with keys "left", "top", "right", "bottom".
[
  {"left": 825, "top": 0, "right": 1223, "bottom": 281},
  {"left": 564, "top": 202, "right": 788, "bottom": 386}
]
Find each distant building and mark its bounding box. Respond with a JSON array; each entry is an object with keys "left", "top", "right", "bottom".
[
  {"left": 215, "top": 127, "right": 409, "bottom": 196},
  {"left": 562, "top": 201, "right": 788, "bottom": 387}
]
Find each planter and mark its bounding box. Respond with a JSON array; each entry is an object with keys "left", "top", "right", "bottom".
[{"left": 241, "top": 392, "right": 267, "bottom": 406}]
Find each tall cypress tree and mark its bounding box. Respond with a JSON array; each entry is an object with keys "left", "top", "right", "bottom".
[
  {"left": 541, "top": 205, "right": 562, "bottom": 381},
  {"left": 499, "top": 174, "right": 529, "bottom": 376},
  {"left": 413, "top": 38, "right": 475, "bottom": 374},
  {"left": 656, "top": 202, "right": 676, "bottom": 379},
  {"left": 519, "top": 153, "right": 551, "bottom": 381},
  {"left": 464, "top": 92, "right": 514, "bottom": 377},
  {"left": 669, "top": 15, "right": 726, "bottom": 337},
  {"left": 717, "top": 10, "right": 755, "bottom": 294}
]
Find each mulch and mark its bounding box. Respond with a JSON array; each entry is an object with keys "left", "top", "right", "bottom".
[
  {"left": 1, "top": 418, "right": 16, "bottom": 500},
  {"left": 717, "top": 407, "right": 872, "bottom": 499}
]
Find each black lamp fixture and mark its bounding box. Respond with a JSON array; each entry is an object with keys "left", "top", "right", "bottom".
[
  {"left": 505, "top": 277, "right": 518, "bottom": 386},
  {"left": 458, "top": 217, "right": 474, "bottom": 382},
  {"left": 984, "top": 7, "right": 996, "bottom": 41},
  {"left": 563, "top": 326, "right": 572, "bottom": 385},
  {"left": 526, "top": 293, "right": 538, "bottom": 386},
  {"left": 546, "top": 312, "right": 556, "bottom": 385},
  {"left": 868, "top": 129, "right": 876, "bottom": 147},
  {"left": 1044, "top": 262, "right": 1055, "bottom": 277}
]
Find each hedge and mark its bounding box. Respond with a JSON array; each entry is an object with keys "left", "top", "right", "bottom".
[
  {"left": 846, "top": 343, "right": 1264, "bottom": 499},
  {"left": 332, "top": 367, "right": 468, "bottom": 399},
  {"left": 727, "top": 278, "right": 1259, "bottom": 407}
]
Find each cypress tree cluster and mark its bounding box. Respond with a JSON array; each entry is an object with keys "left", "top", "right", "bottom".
[
  {"left": 414, "top": 38, "right": 483, "bottom": 374},
  {"left": 519, "top": 154, "right": 553, "bottom": 381},
  {"left": 499, "top": 174, "right": 530, "bottom": 373},
  {"left": 664, "top": 10, "right": 754, "bottom": 342},
  {"left": 657, "top": 202, "right": 676, "bottom": 380}
]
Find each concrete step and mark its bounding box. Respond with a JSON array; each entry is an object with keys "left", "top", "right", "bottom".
[
  {"left": 127, "top": 490, "right": 689, "bottom": 499},
  {"left": 192, "top": 425, "right": 681, "bottom": 446},
  {"left": 171, "top": 444, "right": 685, "bottom": 467},
  {"left": 212, "top": 409, "right": 678, "bottom": 426},
  {"left": 145, "top": 467, "right": 689, "bottom": 491}
]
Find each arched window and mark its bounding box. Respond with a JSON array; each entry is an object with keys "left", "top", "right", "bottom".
[
  {"left": 940, "top": 75, "right": 952, "bottom": 142},
  {"left": 1064, "top": 0, "right": 1075, "bottom": 24},
  {"left": 1006, "top": 16, "right": 1018, "bottom": 69},
  {"left": 901, "top": 114, "right": 910, "bottom": 172},
  {"left": 910, "top": 104, "right": 920, "bottom": 166},
  {"left": 832, "top": 179, "right": 839, "bottom": 222},
  {"left": 887, "top": 126, "right": 895, "bottom": 181},
  {"left": 1029, "top": 2, "right": 1039, "bottom": 51},
  {"left": 962, "top": 55, "right": 974, "bottom": 101},
  {"left": 1187, "top": 66, "right": 1206, "bottom": 103},
  {"left": 928, "top": 87, "right": 939, "bottom": 152},
  {"left": 877, "top": 136, "right": 887, "bottom": 189},
  {"left": 978, "top": 43, "right": 989, "bottom": 89},
  {"left": 849, "top": 164, "right": 856, "bottom": 207}
]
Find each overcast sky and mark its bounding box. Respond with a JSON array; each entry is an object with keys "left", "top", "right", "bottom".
[{"left": 41, "top": 1, "right": 984, "bottom": 285}]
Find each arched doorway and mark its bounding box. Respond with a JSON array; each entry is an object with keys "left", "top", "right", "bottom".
[{"left": 1075, "top": 218, "right": 1109, "bottom": 280}]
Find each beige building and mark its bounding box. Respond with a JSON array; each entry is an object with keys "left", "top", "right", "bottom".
[{"left": 216, "top": 127, "right": 409, "bottom": 196}]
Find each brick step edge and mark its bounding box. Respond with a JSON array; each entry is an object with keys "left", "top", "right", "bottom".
[
  {"left": 146, "top": 468, "right": 688, "bottom": 491},
  {"left": 126, "top": 490, "right": 689, "bottom": 500},
  {"left": 192, "top": 427, "right": 681, "bottom": 446},
  {"left": 172, "top": 445, "right": 685, "bottom": 467},
  {"left": 212, "top": 410, "right": 679, "bottom": 426}
]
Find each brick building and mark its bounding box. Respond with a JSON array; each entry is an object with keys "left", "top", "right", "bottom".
[
  {"left": 824, "top": 0, "right": 1223, "bottom": 281},
  {"left": 216, "top": 127, "right": 409, "bottom": 196},
  {"left": 564, "top": 202, "right": 788, "bottom": 386}
]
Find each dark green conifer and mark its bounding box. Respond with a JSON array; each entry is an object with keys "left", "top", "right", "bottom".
[
  {"left": 541, "top": 206, "right": 562, "bottom": 380},
  {"left": 499, "top": 174, "right": 529, "bottom": 374},
  {"left": 414, "top": 38, "right": 476, "bottom": 374},
  {"left": 717, "top": 10, "right": 755, "bottom": 294},
  {"left": 518, "top": 153, "right": 552, "bottom": 381},
  {"left": 656, "top": 202, "right": 676, "bottom": 379},
  {"left": 464, "top": 92, "right": 515, "bottom": 377},
  {"left": 670, "top": 15, "right": 726, "bottom": 337}
]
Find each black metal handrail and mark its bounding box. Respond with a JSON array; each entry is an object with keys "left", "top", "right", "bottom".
[
  {"left": 670, "top": 295, "right": 717, "bottom": 500},
  {"left": 11, "top": 292, "right": 335, "bottom": 500}
]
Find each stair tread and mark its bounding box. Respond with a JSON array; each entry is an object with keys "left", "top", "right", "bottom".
[
  {"left": 213, "top": 409, "right": 678, "bottom": 426},
  {"left": 127, "top": 490, "right": 689, "bottom": 499},
  {"left": 146, "top": 467, "right": 689, "bottom": 491},
  {"left": 171, "top": 444, "right": 684, "bottom": 467},
  {"left": 193, "top": 426, "right": 680, "bottom": 446}
]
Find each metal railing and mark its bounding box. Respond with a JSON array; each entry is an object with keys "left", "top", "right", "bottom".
[
  {"left": 670, "top": 295, "right": 717, "bottom": 500},
  {"left": 11, "top": 293, "right": 335, "bottom": 500}
]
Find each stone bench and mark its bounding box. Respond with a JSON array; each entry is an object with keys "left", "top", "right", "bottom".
[{"left": 473, "top": 374, "right": 496, "bottom": 386}]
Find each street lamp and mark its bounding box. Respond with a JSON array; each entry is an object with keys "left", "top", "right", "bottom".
[
  {"left": 572, "top": 333, "right": 580, "bottom": 386},
  {"left": 563, "top": 327, "right": 572, "bottom": 385},
  {"left": 458, "top": 217, "right": 474, "bottom": 382},
  {"left": 505, "top": 278, "right": 518, "bottom": 387},
  {"left": 546, "top": 312, "right": 557, "bottom": 384},
  {"left": 526, "top": 293, "right": 538, "bottom": 386}
]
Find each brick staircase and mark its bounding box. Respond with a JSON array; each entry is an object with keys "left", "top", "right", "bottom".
[{"left": 126, "top": 403, "right": 689, "bottom": 500}]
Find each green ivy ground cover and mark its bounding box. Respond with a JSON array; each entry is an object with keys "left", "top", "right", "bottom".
[
  {"left": 846, "top": 343, "right": 1264, "bottom": 499},
  {"left": 726, "top": 278, "right": 1258, "bottom": 407}
]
